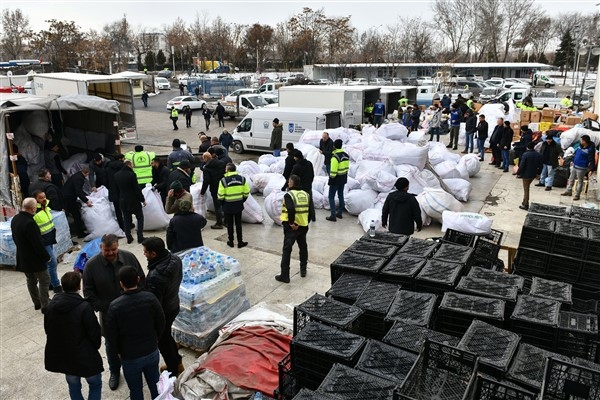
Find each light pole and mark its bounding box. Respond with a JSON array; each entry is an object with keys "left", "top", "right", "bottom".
[
  {"left": 171, "top": 45, "right": 176, "bottom": 74},
  {"left": 572, "top": 25, "right": 581, "bottom": 85},
  {"left": 576, "top": 45, "right": 600, "bottom": 109},
  {"left": 256, "top": 40, "right": 259, "bottom": 73},
  {"left": 180, "top": 45, "right": 184, "bottom": 73}
]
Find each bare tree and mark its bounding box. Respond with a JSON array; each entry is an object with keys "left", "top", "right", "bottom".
[
  {"left": 1, "top": 9, "right": 33, "bottom": 60},
  {"left": 245, "top": 23, "right": 274, "bottom": 72},
  {"left": 103, "top": 15, "right": 133, "bottom": 72},
  {"left": 272, "top": 22, "right": 294, "bottom": 71},
  {"left": 499, "top": 0, "right": 535, "bottom": 62},
  {"left": 164, "top": 17, "right": 190, "bottom": 71},
  {"left": 287, "top": 7, "right": 326, "bottom": 65},
  {"left": 431, "top": 0, "right": 475, "bottom": 58}
]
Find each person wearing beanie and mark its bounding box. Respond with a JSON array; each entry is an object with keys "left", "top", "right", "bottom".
[
  {"left": 89, "top": 152, "right": 109, "bottom": 190},
  {"left": 167, "top": 138, "right": 195, "bottom": 171},
  {"left": 516, "top": 141, "right": 543, "bottom": 210},
  {"left": 381, "top": 177, "right": 422, "bottom": 235},
  {"left": 114, "top": 160, "right": 147, "bottom": 244},
  {"left": 124, "top": 145, "right": 155, "bottom": 188},
  {"left": 281, "top": 143, "right": 296, "bottom": 190},
  {"left": 291, "top": 149, "right": 315, "bottom": 219},
  {"left": 167, "top": 159, "right": 192, "bottom": 193},
  {"left": 270, "top": 118, "right": 283, "bottom": 157},
  {"left": 535, "top": 133, "right": 563, "bottom": 192},
  {"left": 165, "top": 180, "right": 193, "bottom": 215},
  {"left": 151, "top": 157, "right": 170, "bottom": 205},
  {"left": 215, "top": 146, "right": 232, "bottom": 165},
  {"left": 325, "top": 139, "right": 350, "bottom": 222},
  {"left": 200, "top": 152, "right": 226, "bottom": 229}
]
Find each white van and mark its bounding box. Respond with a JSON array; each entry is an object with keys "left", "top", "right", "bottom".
[
  {"left": 231, "top": 107, "right": 342, "bottom": 153},
  {"left": 155, "top": 77, "right": 171, "bottom": 90},
  {"left": 258, "top": 82, "right": 283, "bottom": 94}
]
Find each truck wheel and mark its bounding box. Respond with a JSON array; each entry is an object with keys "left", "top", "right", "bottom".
[
  {"left": 545, "top": 83, "right": 551, "bottom": 88},
  {"left": 232, "top": 141, "right": 244, "bottom": 154}
]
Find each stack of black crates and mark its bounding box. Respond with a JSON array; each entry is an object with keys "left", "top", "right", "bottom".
[{"left": 276, "top": 221, "right": 600, "bottom": 400}]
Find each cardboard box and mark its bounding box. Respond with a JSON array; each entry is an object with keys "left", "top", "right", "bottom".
[
  {"left": 583, "top": 111, "right": 598, "bottom": 121},
  {"left": 520, "top": 110, "right": 531, "bottom": 122},
  {"left": 472, "top": 102, "right": 483, "bottom": 112},
  {"left": 551, "top": 123, "right": 560, "bottom": 129},
  {"left": 541, "top": 115, "right": 554, "bottom": 123},
  {"left": 566, "top": 116, "right": 582, "bottom": 126},
  {"left": 530, "top": 111, "right": 541, "bottom": 122},
  {"left": 539, "top": 122, "right": 552, "bottom": 132},
  {"left": 541, "top": 108, "right": 555, "bottom": 118}
]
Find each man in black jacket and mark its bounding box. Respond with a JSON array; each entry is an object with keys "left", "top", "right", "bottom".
[
  {"left": 218, "top": 163, "right": 250, "bottom": 248},
  {"left": 381, "top": 178, "right": 422, "bottom": 235},
  {"left": 476, "top": 114, "right": 489, "bottom": 161},
  {"left": 201, "top": 152, "right": 226, "bottom": 229},
  {"left": 167, "top": 160, "right": 193, "bottom": 192},
  {"left": 62, "top": 167, "right": 92, "bottom": 238},
  {"left": 114, "top": 160, "right": 146, "bottom": 244},
  {"left": 489, "top": 118, "right": 504, "bottom": 168},
  {"left": 516, "top": 142, "right": 543, "bottom": 210},
  {"left": 499, "top": 121, "right": 514, "bottom": 172},
  {"left": 166, "top": 199, "right": 207, "bottom": 251},
  {"left": 83, "top": 234, "right": 146, "bottom": 391},
  {"left": 105, "top": 153, "right": 125, "bottom": 230},
  {"left": 105, "top": 266, "right": 164, "bottom": 400},
  {"left": 11, "top": 197, "right": 51, "bottom": 312},
  {"left": 151, "top": 157, "right": 170, "bottom": 206},
  {"left": 215, "top": 102, "right": 226, "bottom": 127},
  {"left": 291, "top": 150, "right": 315, "bottom": 220},
  {"left": 29, "top": 168, "right": 64, "bottom": 211},
  {"left": 319, "top": 132, "right": 334, "bottom": 174},
  {"left": 535, "top": 133, "right": 563, "bottom": 191},
  {"left": 44, "top": 272, "right": 103, "bottom": 399},
  {"left": 462, "top": 110, "right": 477, "bottom": 154},
  {"left": 281, "top": 143, "right": 295, "bottom": 190},
  {"left": 142, "top": 237, "right": 183, "bottom": 377}
]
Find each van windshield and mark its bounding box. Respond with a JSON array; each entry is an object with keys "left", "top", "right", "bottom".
[
  {"left": 482, "top": 87, "right": 499, "bottom": 95},
  {"left": 246, "top": 95, "right": 269, "bottom": 107},
  {"left": 237, "top": 118, "right": 252, "bottom": 132}
]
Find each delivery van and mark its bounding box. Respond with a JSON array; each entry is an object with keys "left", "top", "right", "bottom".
[{"left": 231, "top": 107, "right": 342, "bottom": 153}]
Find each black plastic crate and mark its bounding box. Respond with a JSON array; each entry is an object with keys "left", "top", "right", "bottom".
[
  {"left": 478, "top": 229, "right": 505, "bottom": 246},
  {"left": 571, "top": 205, "right": 600, "bottom": 224},
  {"left": 540, "top": 357, "right": 600, "bottom": 400},
  {"left": 572, "top": 284, "right": 600, "bottom": 301},
  {"left": 469, "top": 255, "right": 501, "bottom": 271},
  {"left": 330, "top": 251, "right": 388, "bottom": 284},
  {"left": 396, "top": 238, "right": 439, "bottom": 258},
  {"left": 360, "top": 231, "right": 409, "bottom": 247},
  {"left": 354, "top": 281, "right": 401, "bottom": 340},
  {"left": 552, "top": 221, "right": 589, "bottom": 258},
  {"left": 473, "top": 375, "right": 536, "bottom": 400},
  {"left": 346, "top": 240, "right": 399, "bottom": 258},
  {"left": 385, "top": 291, "right": 437, "bottom": 328},
  {"left": 528, "top": 203, "right": 569, "bottom": 218},
  {"left": 557, "top": 311, "right": 599, "bottom": 362},
  {"left": 510, "top": 295, "right": 561, "bottom": 351},
  {"left": 546, "top": 254, "right": 582, "bottom": 286},
  {"left": 506, "top": 343, "right": 570, "bottom": 392},
  {"left": 437, "top": 292, "right": 505, "bottom": 337},
  {"left": 457, "top": 320, "right": 521, "bottom": 374},
  {"left": 468, "top": 267, "right": 525, "bottom": 291},
  {"left": 377, "top": 254, "right": 427, "bottom": 288},
  {"left": 294, "top": 294, "right": 363, "bottom": 335},
  {"left": 355, "top": 340, "right": 418, "bottom": 384},
  {"left": 291, "top": 322, "right": 366, "bottom": 390},
  {"left": 291, "top": 388, "right": 341, "bottom": 400},
  {"left": 473, "top": 239, "right": 501, "bottom": 261},
  {"left": 513, "top": 248, "right": 549, "bottom": 277},
  {"left": 442, "top": 229, "right": 477, "bottom": 247},
  {"left": 432, "top": 242, "right": 474, "bottom": 265},
  {"left": 456, "top": 276, "right": 519, "bottom": 302},
  {"left": 278, "top": 353, "right": 300, "bottom": 400},
  {"left": 569, "top": 298, "right": 599, "bottom": 314},
  {"left": 382, "top": 321, "right": 460, "bottom": 354},
  {"left": 414, "top": 260, "right": 464, "bottom": 295},
  {"left": 579, "top": 260, "right": 600, "bottom": 288},
  {"left": 518, "top": 215, "right": 556, "bottom": 252},
  {"left": 317, "top": 363, "right": 398, "bottom": 400},
  {"left": 586, "top": 225, "right": 600, "bottom": 262},
  {"left": 326, "top": 273, "right": 372, "bottom": 305},
  {"left": 397, "top": 340, "right": 479, "bottom": 400},
  {"left": 529, "top": 277, "right": 573, "bottom": 305}
]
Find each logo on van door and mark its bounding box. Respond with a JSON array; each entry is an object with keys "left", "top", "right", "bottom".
[
  {"left": 288, "top": 123, "right": 295, "bottom": 133},
  {"left": 263, "top": 121, "right": 269, "bottom": 129}
]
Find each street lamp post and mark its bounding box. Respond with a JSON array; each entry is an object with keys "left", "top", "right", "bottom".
[
  {"left": 180, "top": 45, "right": 184, "bottom": 73},
  {"left": 256, "top": 40, "right": 259, "bottom": 73},
  {"left": 171, "top": 45, "right": 176, "bottom": 74},
  {"left": 576, "top": 45, "right": 600, "bottom": 109}
]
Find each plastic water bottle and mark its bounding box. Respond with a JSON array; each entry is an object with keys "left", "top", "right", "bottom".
[
  {"left": 369, "top": 220, "right": 376, "bottom": 237},
  {"left": 254, "top": 392, "right": 263, "bottom": 400}
]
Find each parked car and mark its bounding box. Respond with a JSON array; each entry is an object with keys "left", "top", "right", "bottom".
[
  {"left": 348, "top": 78, "right": 368, "bottom": 86},
  {"left": 371, "top": 78, "right": 390, "bottom": 86},
  {"left": 466, "top": 74, "right": 484, "bottom": 81},
  {"left": 485, "top": 78, "right": 505, "bottom": 87},
  {"left": 224, "top": 88, "right": 258, "bottom": 103},
  {"left": 479, "top": 86, "right": 505, "bottom": 103},
  {"left": 315, "top": 79, "right": 333, "bottom": 85},
  {"left": 166, "top": 96, "right": 207, "bottom": 111},
  {"left": 157, "top": 70, "right": 173, "bottom": 78},
  {"left": 155, "top": 77, "right": 171, "bottom": 90}
]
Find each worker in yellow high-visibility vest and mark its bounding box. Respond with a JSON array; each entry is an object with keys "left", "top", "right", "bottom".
[{"left": 124, "top": 145, "right": 155, "bottom": 189}]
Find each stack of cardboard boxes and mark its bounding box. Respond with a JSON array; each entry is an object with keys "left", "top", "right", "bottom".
[{"left": 517, "top": 108, "right": 599, "bottom": 132}]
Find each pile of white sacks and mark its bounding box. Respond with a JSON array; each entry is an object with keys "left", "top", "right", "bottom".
[{"left": 233, "top": 123, "right": 484, "bottom": 233}]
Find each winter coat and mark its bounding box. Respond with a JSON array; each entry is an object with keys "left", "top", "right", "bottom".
[
  {"left": 166, "top": 212, "right": 207, "bottom": 252},
  {"left": 489, "top": 125, "right": 504, "bottom": 146},
  {"left": 540, "top": 140, "right": 563, "bottom": 168},
  {"left": 105, "top": 159, "right": 124, "bottom": 202},
  {"left": 517, "top": 149, "right": 543, "bottom": 179},
  {"left": 114, "top": 166, "right": 145, "bottom": 211},
  {"left": 145, "top": 250, "right": 182, "bottom": 315},
  {"left": 44, "top": 292, "right": 103, "bottom": 377},
  {"left": 29, "top": 179, "right": 64, "bottom": 211},
  {"left": 319, "top": 138, "right": 335, "bottom": 167},
  {"left": 270, "top": 123, "right": 283, "bottom": 150},
  {"left": 499, "top": 127, "right": 514, "bottom": 149},
  {"left": 167, "top": 148, "right": 195, "bottom": 171},
  {"left": 430, "top": 109, "right": 442, "bottom": 128},
  {"left": 465, "top": 114, "right": 477, "bottom": 133},
  {"left": 219, "top": 132, "right": 234, "bottom": 149},
  {"left": 573, "top": 143, "right": 596, "bottom": 171},
  {"left": 291, "top": 158, "right": 314, "bottom": 192},
  {"left": 476, "top": 120, "right": 489, "bottom": 140},
  {"left": 151, "top": 164, "right": 170, "bottom": 198},
  {"left": 168, "top": 168, "right": 192, "bottom": 193},
  {"left": 200, "top": 158, "right": 226, "bottom": 196},
  {"left": 381, "top": 190, "right": 422, "bottom": 235},
  {"left": 10, "top": 211, "right": 50, "bottom": 273},
  {"left": 282, "top": 154, "right": 295, "bottom": 184},
  {"left": 62, "top": 171, "right": 89, "bottom": 203}
]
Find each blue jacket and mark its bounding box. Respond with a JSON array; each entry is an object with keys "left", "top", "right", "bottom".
[
  {"left": 450, "top": 110, "right": 461, "bottom": 127},
  {"left": 517, "top": 149, "right": 543, "bottom": 179},
  {"left": 573, "top": 143, "right": 596, "bottom": 170},
  {"left": 373, "top": 102, "right": 385, "bottom": 116}
]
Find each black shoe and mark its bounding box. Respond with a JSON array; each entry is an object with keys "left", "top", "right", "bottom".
[
  {"left": 446, "top": 145, "right": 452, "bottom": 148},
  {"left": 53, "top": 285, "right": 63, "bottom": 294},
  {"left": 512, "top": 172, "right": 518, "bottom": 175},
  {"left": 325, "top": 216, "right": 336, "bottom": 222},
  {"left": 127, "top": 237, "right": 134, "bottom": 244},
  {"left": 238, "top": 241, "right": 248, "bottom": 248},
  {"left": 488, "top": 162, "right": 495, "bottom": 165},
  {"left": 34, "top": 304, "right": 41, "bottom": 310},
  {"left": 109, "top": 373, "right": 120, "bottom": 390},
  {"left": 534, "top": 183, "right": 545, "bottom": 187},
  {"left": 453, "top": 147, "right": 457, "bottom": 150},
  {"left": 519, "top": 204, "right": 529, "bottom": 210},
  {"left": 336, "top": 213, "right": 343, "bottom": 219},
  {"left": 137, "top": 237, "right": 146, "bottom": 244},
  {"left": 503, "top": 169, "right": 509, "bottom": 172},
  {"left": 49, "top": 284, "right": 54, "bottom": 291},
  {"left": 41, "top": 306, "right": 46, "bottom": 314},
  {"left": 275, "top": 275, "right": 290, "bottom": 283},
  {"left": 545, "top": 187, "right": 552, "bottom": 191},
  {"left": 227, "top": 241, "right": 234, "bottom": 248},
  {"left": 300, "top": 270, "right": 307, "bottom": 278},
  {"left": 77, "top": 234, "right": 86, "bottom": 239}
]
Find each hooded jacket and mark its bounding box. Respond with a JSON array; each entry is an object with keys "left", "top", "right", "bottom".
[
  {"left": 44, "top": 292, "right": 103, "bottom": 377},
  {"left": 270, "top": 123, "right": 283, "bottom": 150},
  {"left": 145, "top": 250, "right": 183, "bottom": 316},
  {"left": 381, "top": 190, "right": 422, "bottom": 235}
]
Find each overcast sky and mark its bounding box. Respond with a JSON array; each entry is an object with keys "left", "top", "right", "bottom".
[{"left": 2, "top": 0, "right": 599, "bottom": 34}]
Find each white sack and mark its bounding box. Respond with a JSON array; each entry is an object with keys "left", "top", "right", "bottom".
[
  {"left": 434, "top": 161, "right": 464, "bottom": 179},
  {"left": 269, "top": 158, "right": 286, "bottom": 174},
  {"left": 258, "top": 154, "right": 278, "bottom": 166},
  {"left": 251, "top": 173, "right": 280, "bottom": 193},
  {"left": 428, "top": 142, "right": 451, "bottom": 166},
  {"left": 345, "top": 143, "right": 365, "bottom": 163},
  {"left": 312, "top": 191, "right": 327, "bottom": 209},
  {"left": 458, "top": 154, "right": 481, "bottom": 177},
  {"left": 363, "top": 169, "right": 398, "bottom": 193},
  {"left": 358, "top": 208, "right": 385, "bottom": 233},
  {"left": 386, "top": 142, "right": 429, "bottom": 170},
  {"left": 356, "top": 160, "right": 395, "bottom": 183},
  {"left": 142, "top": 185, "right": 170, "bottom": 230},
  {"left": 312, "top": 176, "right": 328, "bottom": 195},
  {"left": 263, "top": 175, "right": 287, "bottom": 198},
  {"left": 81, "top": 194, "right": 125, "bottom": 241},
  {"left": 264, "top": 191, "right": 285, "bottom": 225},
  {"left": 405, "top": 130, "right": 427, "bottom": 146},
  {"left": 458, "top": 123, "right": 466, "bottom": 147},
  {"left": 417, "top": 188, "right": 464, "bottom": 223},
  {"left": 258, "top": 164, "right": 271, "bottom": 173},
  {"left": 237, "top": 160, "right": 261, "bottom": 178},
  {"left": 298, "top": 129, "right": 323, "bottom": 147},
  {"left": 348, "top": 163, "right": 360, "bottom": 179},
  {"left": 443, "top": 178, "right": 472, "bottom": 202},
  {"left": 559, "top": 127, "right": 600, "bottom": 150},
  {"left": 375, "top": 123, "right": 409, "bottom": 141},
  {"left": 190, "top": 183, "right": 207, "bottom": 217},
  {"left": 345, "top": 189, "right": 378, "bottom": 216},
  {"left": 441, "top": 211, "right": 492, "bottom": 235},
  {"left": 241, "top": 194, "right": 264, "bottom": 223}
]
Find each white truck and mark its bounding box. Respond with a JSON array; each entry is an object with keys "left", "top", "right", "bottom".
[
  {"left": 531, "top": 73, "right": 555, "bottom": 88},
  {"left": 258, "top": 82, "right": 283, "bottom": 94},
  {"left": 277, "top": 85, "right": 381, "bottom": 127},
  {"left": 31, "top": 72, "right": 137, "bottom": 138},
  {"left": 206, "top": 93, "right": 270, "bottom": 119},
  {"left": 231, "top": 107, "right": 342, "bottom": 153}
]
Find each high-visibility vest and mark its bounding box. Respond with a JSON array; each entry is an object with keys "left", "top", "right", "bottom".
[
  {"left": 171, "top": 108, "right": 179, "bottom": 119},
  {"left": 34, "top": 199, "right": 55, "bottom": 237},
  {"left": 398, "top": 97, "right": 408, "bottom": 106},
  {"left": 330, "top": 149, "right": 350, "bottom": 178},
  {"left": 218, "top": 172, "right": 250, "bottom": 203},
  {"left": 466, "top": 99, "right": 473, "bottom": 109},
  {"left": 280, "top": 190, "right": 310, "bottom": 227},
  {"left": 560, "top": 98, "right": 572, "bottom": 108},
  {"left": 125, "top": 151, "right": 155, "bottom": 184}
]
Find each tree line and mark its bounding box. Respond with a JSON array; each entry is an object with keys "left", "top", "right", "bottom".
[{"left": 1, "top": 2, "right": 598, "bottom": 74}]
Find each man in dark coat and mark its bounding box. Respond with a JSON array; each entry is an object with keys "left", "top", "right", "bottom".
[
  {"left": 151, "top": 158, "right": 170, "bottom": 206},
  {"left": 89, "top": 152, "right": 109, "bottom": 190},
  {"left": 166, "top": 199, "right": 207, "bottom": 252},
  {"left": 270, "top": 118, "right": 283, "bottom": 157},
  {"left": 535, "top": 133, "right": 563, "bottom": 191},
  {"left": 410, "top": 106, "right": 421, "bottom": 132},
  {"left": 291, "top": 149, "right": 315, "bottom": 220},
  {"left": 281, "top": 143, "right": 295, "bottom": 191},
  {"left": 218, "top": 163, "right": 250, "bottom": 248},
  {"left": 517, "top": 142, "right": 543, "bottom": 210},
  {"left": 489, "top": 118, "right": 504, "bottom": 168},
  {"left": 83, "top": 233, "right": 146, "bottom": 391},
  {"left": 476, "top": 114, "right": 489, "bottom": 161},
  {"left": 167, "top": 160, "right": 193, "bottom": 192},
  {"left": 30, "top": 168, "right": 64, "bottom": 211},
  {"left": 499, "top": 121, "right": 514, "bottom": 172},
  {"left": 44, "top": 272, "right": 103, "bottom": 399},
  {"left": 201, "top": 152, "right": 226, "bottom": 229},
  {"left": 381, "top": 178, "right": 422, "bottom": 235},
  {"left": 62, "top": 166, "right": 92, "bottom": 238},
  {"left": 142, "top": 237, "right": 184, "bottom": 377},
  {"left": 215, "top": 103, "right": 226, "bottom": 127},
  {"left": 11, "top": 197, "right": 51, "bottom": 312},
  {"left": 114, "top": 160, "right": 146, "bottom": 244},
  {"left": 319, "top": 132, "right": 335, "bottom": 174},
  {"left": 198, "top": 133, "right": 211, "bottom": 153},
  {"left": 105, "top": 153, "right": 125, "bottom": 231},
  {"left": 167, "top": 139, "right": 195, "bottom": 171},
  {"left": 9, "top": 144, "right": 30, "bottom": 198}
]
